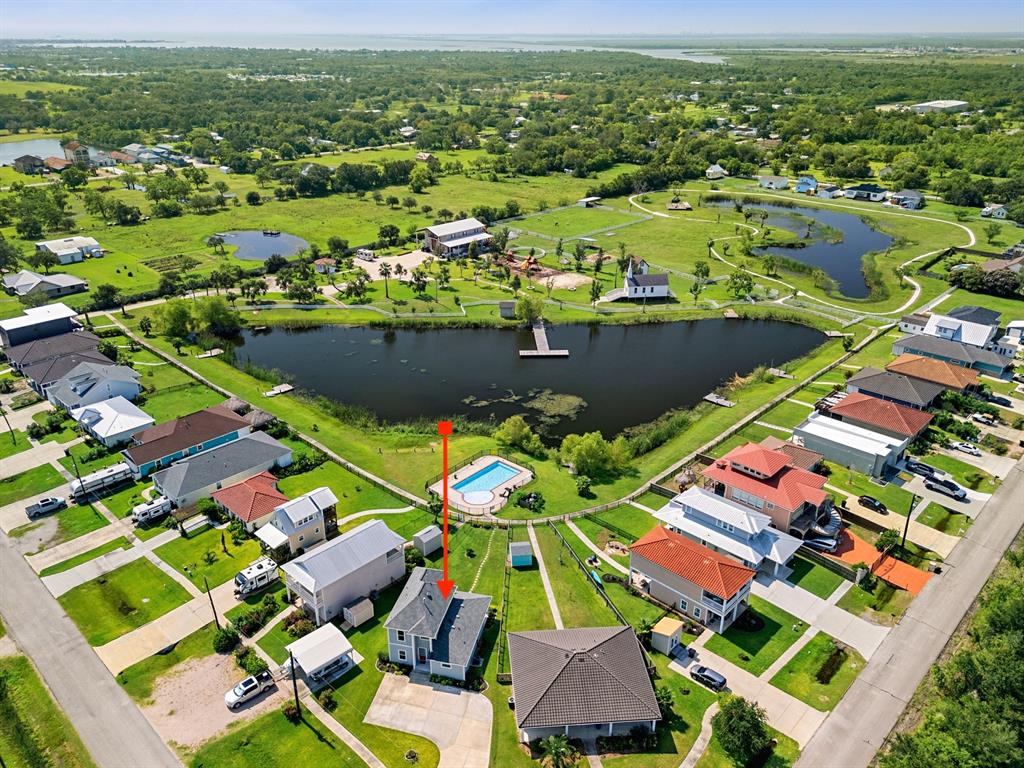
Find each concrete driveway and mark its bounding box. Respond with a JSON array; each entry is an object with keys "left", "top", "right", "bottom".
[
  {"left": 0, "top": 481, "right": 68, "bottom": 534},
  {"left": 365, "top": 672, "right": 492, "bottom": 768},
  {"left": 900, "top": 474, "right": 989, "bottom": 518},
  {"left": 932, "top": 445, "right": 1018, "bottom": 479}
]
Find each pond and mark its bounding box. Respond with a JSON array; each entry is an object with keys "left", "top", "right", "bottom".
[
  {"left": 706, "top": 199, "right": 893, "bottom": 299},
  {"left": 219, "top": 230, "right": 309, "bottom": 261},
  {"left": 232, "top": 319, "right": 824, "bottom": 438},
  {"left": 0, "top": 138, "right": 64, "bottom": 165}
]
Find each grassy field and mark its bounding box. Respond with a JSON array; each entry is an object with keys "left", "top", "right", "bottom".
[
  {"left": 769, "top": 632, "right": 865, "bottom": 711},
  {"left": 0, "top": 429, "right": 30, "bottom": 460},
  {"left": 58, "top": 442, "right": 125, "bottom": 475},
  {"left": 531, "top": 524, "right": 618, "bottom": 627},
  {"left": 0, "top": 464, "right": 65, "bottom": 506},
  {"left": 38, "top": 535, "right": 131, "bottom": 577},
  {"left": 154, "top": 525, "right": 263, "bottom": 588},
  {"left": 759, "top": 398, "right": 814, "bottom": 429},
  {"left": 51, "top": 504, "right": 111, "bottom": 545},
  {"left": 786, "top": 556, "right": 845, "bottom": 600},
  {"left": 0, "top": 655, "right": 96, "bottom": 768},
  {"left": 836, "top": 581, "right": 913, "bottom": 626},
  {"left": 142, "top": 383, "right": 225, "bottom": 422},
  {"left": 187, "top": 705, "right": 366, "bottom": 768},
  {"left": 224, "top": 580, "right": 287, "bottom": 625},
  {"left": 704, "top": 596, "right": 807, "bottom": 676},
  {"left": 915, "top": 502, "right": 973, "bottom": 537},
  {"left": 0, "top": 82, "right": 80, "bottom": 97},
  {"left": 933, "top": 289, "right": 1024, "bottom": 320},
  {"left": 696, "top": 724, "right": 800, "bottom": 768},
  {"left": 58, "top": 558, "right": 193, "bottom": 645},
  {"left": 824, "top": 462, "right": 916, "bottom": 514},
  {"left": 514, "top": 205, "right": 647, "bottom": 238},
  {"left": 276, "top": 460, "right": 407, "bottom": 513},
  {"left": 116, "top": 623, "right": 218, "bottom": 703}
]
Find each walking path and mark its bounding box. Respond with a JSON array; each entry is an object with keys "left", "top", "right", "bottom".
[
  {"left": 335, "top": 505, "right": 414, "bottom": 528},
  {"left": 565, "top": 519, "right": 629, "bottom": 574},
  {"left": 799, "top": 456, "right": 1024, "bottom": 767},
  {"left": 527, "top": 524, "right": 564, "bottom": 629},
  {"left": 678, "top": 702, "right": 719, "bottom": 768}
]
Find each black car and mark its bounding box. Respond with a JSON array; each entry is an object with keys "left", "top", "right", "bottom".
[
  {"left": 904, "top": 459, "right": 937, "bottom": 478},
  {"left": 987, "top": 395, "right": 1012, "bottom": 407},
  {"left": 857, "top": 495, "right": 887, "bottom": 514},
  {"left": 690, "top": 665, "right": 727, "bottom": 692}
]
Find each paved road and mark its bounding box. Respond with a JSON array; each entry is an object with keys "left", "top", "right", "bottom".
[
  {"left": 797, "top": 455, "right": 1024, "bottom": 767},
  {"left": 0, "top": 535, "right": 181, "bottom": 768}
]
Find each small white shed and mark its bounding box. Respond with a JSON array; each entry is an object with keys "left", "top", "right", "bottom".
[
  {"left": 342, "top": 596, "right": 374, "bottom": 628},
  {"left": 414, "top": 524, "right": 443, "bottom": 557},
  {"left": 651, "top": 616, "right": 684, "bottom": 656}
]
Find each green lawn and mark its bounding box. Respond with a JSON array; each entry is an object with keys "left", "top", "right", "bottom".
[
  {"left": 786, "top": 556, "right": 844, "bottom": 600},
  {"left": 696, "top": 724, "right": 800, "bottom": 768},
  {"left": 58, "top": 558, "right": 193, "bottom": 646},
  {"left": 100, "top": 482, "right": 148, "bottom": 519},
  {"left": 836, "top": 581, "right": 913, "bottom": 626},
  {"left": 0, "top": 655, "right": 96, "bottom": 768},
  {"left": 255, "top": 617, "right": 295, "bottom": 665},
  {"left": 59, "top": 443, "right": 125, "bottom": 475},
  {"left": 277, "top": 460, "right": 407, "bottom": 514},
  {"left": 769, "top": 632, "right": 865, "bottom": 711},
  {"left": 154, "top": 525, "right": 263, "bottom": 588},
  {"left": 633, "top": 489, "right": 673, "bottom": 511},
  {"left": 573, "top": 515, "right": 630, "bottom": 565},
  {"left": 38, "top": 536, "right": 131, "bottom": 577},
  {"left": 759, "top": 399, "right": 814, "bottom": 430},
  {"left": 590, "top": 504, "right": 661, "bottom": 540},
  {"left": 32, "top": 412, "right": 79, "bottom": 444},
  {"left": 921, "top": 453, "right": 1000, "bottom": 493},
  {"left": 704, "top": 596, "right": 807, "bottom": 676},
  {"left": 515, "top": 205, "right": 647, "bottom": 238},
  {"left": 142, "top": 383, "right": 225, "bottom": 423},
  {"left": 0, "top": 464, "right": 65, "bottom": 506},
  {"left": 188, "top": 706, "right": 366, "bottom": 768},
  {"left": 50, "top": 504, "right": 111, "bottom": 545},
  {"left": 225, "top": 580, "right": 288, "bottom": 626},
  {"left": 915, "top": 502, "right": 973, "bottom": 537},
  {"left": 824, "top": 462, "right": 916, "bottom": 515},
  {"left": 532, "top": 524, "right": 618, "bottom": 628},
  {"left": 116, "top": 623, "right": 218, "bottom": 703},
  {"left": 0, "top": 429, "right": 30, "bottom": 460},
  {"left": 603, "top": 654, "right": 719, "bottom": 768},
  {"left": 933, "top": 289, "right": 1024, "bottom": 321}
]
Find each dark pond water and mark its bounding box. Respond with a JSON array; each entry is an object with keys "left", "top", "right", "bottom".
[
  {"left": 706, "top": 200, "right": 893, "bottom": 299},
  {"left": 221, "top": 230, "right": 309, "bottom": 261},
  {"left": 233, "top": 320, "right": 824, "bottom": 438},
  {"left": 0, "top": 138, "right": 64, "bottom": 165}
]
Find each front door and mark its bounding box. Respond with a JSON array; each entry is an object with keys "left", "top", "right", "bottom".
[{"left": 417, "top": 647, "right": 427, "bottom": 665}]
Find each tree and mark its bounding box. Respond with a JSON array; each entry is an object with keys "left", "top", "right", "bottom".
[
  {"left": 983, "top": 222, "right": 1002, "bottom": 245},
  {"left": 688, "top": 281, "right": 704, "bottom": 304},
  {"left": 378, "top": 224, "right": 401, "bottom": 246},
  {"left": 16, "top": 216, "right": 43, "bottom": 240},
  {"left": 139, "top": 316, "right": 153, "bottom": 337},
  {"left": 878, "top": 528, "right": 900, "bottom": 553},
  {"left": 91, "top": 283, "right": 121, "bottom": 310},
  {"left": 182, "top": 166, "right": 208, "bottom": 190},
  {"left": 693, "top": 260, "right": 710, "bottom": 285},
  {"left": 515, "top": 294, "right": 544, "bottom": 323},
  {"left": 538, "top": 735, "right": 575, "bottom": 768},
  {"left": 589, "top": 278, "right": 602, "bottom": 306},
  {"left": 60, "top": 166, "right": 88, "bottom": 190},
  {"left": 712, "top": 695, "right": 771, "bottom": 767},
  {"left": 727, "top": 270, "right": 754, "bottom": 300},
  {"left": 763, "top": 254, "right": 776, "bottom": 276},
  {"left": 379, "top": 262, "right": 393, "bottom": 299},
  {"left": 409, "top": 164, "right": 433, "bottom": 193},
  {"left": 493, "top": 415, "right": 546, "bottom": 457},
  {"left": 326, "top": 236, "right": 348, "bottom": 257},
  {"left": 159, "top": 299, "right": 193, "bottom": 340},
  {"left": 560, "top": 431, "right": 630, "bottom": 477},
  {"left": 893, "top": 265, "right": 908, "bottom": 288},
  {"left": 491, "top": 227, "right": 510, "bottom": 254},
  {"left": 245, "top": 190, "right": 261, "bottom": 206}
]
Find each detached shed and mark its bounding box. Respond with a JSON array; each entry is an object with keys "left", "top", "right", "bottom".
[
  {"left": 342, "top": 596, "right": 374, "bottom": 628},
  {"left": 499, "top": 301, "right": 517, "bottom": 320},
  {"left": 509, "top": 541, "right": 534, "bottom": 568},
  {"left": 650, "top": 616, "right": 684, "bottom": 656},
  {"left": 414, "top": 525, "right": 443, "bottom": 557}
]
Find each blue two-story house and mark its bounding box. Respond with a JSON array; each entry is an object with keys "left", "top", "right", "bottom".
[
  {"left": 794, "top": 175, "right": 818, "bottom": 194},
  {"left": 122, "top": 405, "right": 250, "bottom": 478}
]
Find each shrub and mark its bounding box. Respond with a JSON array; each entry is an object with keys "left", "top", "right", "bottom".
[
  {"left": 283, "top": 611, "right": 315, "bottom": 639},
  {"left": 197, "top": 497, "right": 226, "bottom": 523},
  {"left": 576, "top": 475, "right": 592, "bottom": 496},
  {"left": 213, "top": 626, "right": 240, "bottom": 653},
  {"left": 281, "top": 700, "right": 301, "bottom": 722},
  {"left": 235, "top": 646, "right": 269, "bottom": 676},
  {"left": 317, "top": 689, "right": 336, "bottom": 711}
]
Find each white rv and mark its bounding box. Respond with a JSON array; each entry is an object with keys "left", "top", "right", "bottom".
[
  {"left": 70, "top": 462, "right": 133, "bottom": 500},
  {"left": 234, "top": 557, "right": 280, "bottom": 597},
  {"left": 131, "top": 496, "right": 172, "bottom": 523}
]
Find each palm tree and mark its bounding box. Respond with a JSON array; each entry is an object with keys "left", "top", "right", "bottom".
[
  {"left": 379, "top": 262, "right": 393, "bottom": 298},
  {"left": 539, "top": 735, "right": 574, "bottom": 768},
  {"left": 394, "top": 263, "right": 407, "bottom": 283},
  {"left": 764, "top": 254, "right": 776, "bottom": 277}
]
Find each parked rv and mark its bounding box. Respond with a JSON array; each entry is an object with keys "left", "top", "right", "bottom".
[
  {"left": 234, "top": 557, "right": 280, "bottom": 597},
  {"left": 131, "top": 496, "right": 172, "bottom": 523},
  {"left": 70, "top": 463, "right": 133, "bottom": 500}
]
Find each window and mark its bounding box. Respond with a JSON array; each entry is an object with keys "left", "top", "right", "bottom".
[
  {"left": 440, "top": 663, "right": 451, "bottom": 669},
  {"left": 397, "top": 630, "right": 405, "bottom": 642},
  {"left": 298, "top": 535, "right": 304, "bottom": 542},
  {"left": 693, "top": 606, "right": 702, "bottom": 619},
  {"left": 398, "top": 650, "right": 407, "bottom": 661},
  {"left": 386, "top": 547, "right": 402, "bottom": 563},
  {"left": 714, "top": 519, "right": 735, "bottom": 533},
  {"left": 679, "top": 599, "right": 688, "bottom": 612}
]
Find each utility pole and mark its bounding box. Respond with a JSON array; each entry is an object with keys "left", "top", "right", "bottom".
[
  {"left": 901, "top": 492, "right": 918, "bottom": 550},
  {"left": 204, "top": 575, "right": 220, "bottom": 630},
  {"left": 289, "top": 651, "right": 300, "bottom": 713}
]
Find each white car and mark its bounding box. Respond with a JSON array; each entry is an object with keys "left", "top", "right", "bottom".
[
  {"left": 950, "top": 441, "right": 981, "bottom": 457},
  {"left": 224, "top": 671, "right": 274, "bottom": 709},
  {"left": 971, "top": 413, "right": 995, "bottom": 426}
]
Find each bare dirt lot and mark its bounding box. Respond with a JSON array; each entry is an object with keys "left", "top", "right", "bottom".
[{"left": 142, "top": 652, "right": 285, "bottom": 749}]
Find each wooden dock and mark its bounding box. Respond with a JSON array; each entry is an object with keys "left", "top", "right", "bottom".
[
  {"left": 703, "top": 393, "right": 736, "bottom": 407},
  {"left": 520, "top": 320, "right": 569, "bottom": 358},
  {"left": 768, "top": 367, "right": 794, "bottom": 379}
]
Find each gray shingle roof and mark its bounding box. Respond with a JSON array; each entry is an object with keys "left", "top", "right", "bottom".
[
  {"left": 509, "top": 541, "right": 533, "bottom": 556},
  {"left": 385, "top": 567, "right": 453, "bottom": 638},
  {"left": 22, "top": 350, "right": 112, "bottom": 388},
  {"left": 6, "top": 331, "right": 100, "bottom": 368},
  {"left": 152, "top": 431, "right": 290, "bottom": 501},
  {"left": 628, "top": 273, "right": 670, "bottom": 287},
  {"left": 431, "top": 593, "right": 490, "bottom": 668},
  {"left": 47, "top": 362, "right": 140, "bottom": 406},
  {"left": 282, "top": 519, "right": 405, "bottom": 594},
  {"left": 946, "top": 305, "right": 1000, "bottom": 327},
  {"left": 894, "top": 334, "right": 1011, "bottom": 369},
  {"left": 508, "top": 626, "right": 660, "bottom": 730},
  {"left": 847, "top": 367, "right": 944, "bottom": 407}
]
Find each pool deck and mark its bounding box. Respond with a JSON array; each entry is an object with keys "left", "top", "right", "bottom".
[{"left": 428, "top": 455, "right": 533, "bottom": 516}]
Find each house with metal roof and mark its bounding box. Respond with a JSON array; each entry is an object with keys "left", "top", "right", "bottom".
[
  {"left": 793, "top": 412, "right": 909, "bottom": 478},
  {"left": 0, "top": 303, "right": 81, "bottom": 348},
  {"left": 892, "top": 334, "right": 1013, "bottom": 378},
  {"left": 122, "top": 405, "right": 251, "bottom": 478},
  {"left": 823, "top": 391, "right": 933, "bottom": 440},
  {"left": 385, "top": 566, "right": 490, "bottom": 682},
  {"left": 421, "top": 217, "right": 492, "bottom": 258},
  {"left": 922, "top": 312, "right": 998, "bottom": 349},
  {"left": 255, "top": 487, "right": 338, "bottom": 555},
  {"left": 846, "top": 367, "right": 945, "bottom": 410},
  {"left": 151, "top": 431, "right": 292, "bottom": 508},
  {"left": 631, "top": 526, "right": 756, "bottom": 632},
  {"left": 211, "top": 472, "right": 287, "bottom": 531},
  {"left": 653, "top": 486, "right": 803, "bottom": 576},
  {"left": 282, "top": 519, "right": 405, "bottom": 626},
  {"left": 3, "top": 269, "right": 88, "bottom": 299},
  {"left": 34, "top": 236, "right": 101, "bottom": 265},
  {"left": 508, "top": 625, "right": 660, "bottom": 742},
  {"left": 705, "top": 164, "right": 728, "bottom": 180},
  {"left": 844, "top": 183, "right": 886, "bottom": 202},
  {"left": 70, "top": 396, "right": 154, "bottom": 448},
  {"left": 47, "top": 362, "right": 141, "bottom": 411},
  {"left": 285, "top": 623, "right": 357, "bottom": 688}
]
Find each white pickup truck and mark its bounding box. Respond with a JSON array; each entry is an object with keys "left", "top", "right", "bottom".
[{"left": 224, "top": 671, "right": 275, "bottom": 710}]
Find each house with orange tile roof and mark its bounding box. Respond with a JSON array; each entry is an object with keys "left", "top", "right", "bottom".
[
  {"left": 885, "top": 353, "right": 980, "bottom": 392},
  {"left": 702, "top": 442, "right": 836, "bottom": 539},
  {"left": 629, "top": 526, "right": 756, "bottom": 632},
  {"left": 211, "top": 471, "right": 288, "bottom": 531},
  {"left": 824, "top": 391, "right": 933, "bottom": 440}
]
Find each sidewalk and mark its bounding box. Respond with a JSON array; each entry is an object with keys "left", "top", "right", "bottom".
[
  {"left": 527, "top": 524, "right": 564, "bottom": 629},
  {"left": 565, "top": 519, "right": 628, "bottom": 575}
]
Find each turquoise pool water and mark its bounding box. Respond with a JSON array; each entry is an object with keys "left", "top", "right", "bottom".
[{"left": 453, "top": 461, "right": 518, "bottom": 493}]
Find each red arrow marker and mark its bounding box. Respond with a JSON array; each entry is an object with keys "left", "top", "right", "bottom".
[{"left": 436, "top": 421, "right": 455, "bottom": 600}]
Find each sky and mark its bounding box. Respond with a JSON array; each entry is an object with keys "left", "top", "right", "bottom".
[{"left": 1, "top": 0, "right": 1021, "bottom": 39}]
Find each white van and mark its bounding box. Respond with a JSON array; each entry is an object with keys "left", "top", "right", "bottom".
[{"left": 132, "top": 496, "right": 172, "bottom": 523}]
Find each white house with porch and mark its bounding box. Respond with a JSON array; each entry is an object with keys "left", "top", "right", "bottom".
[
  {"left": 421, "top": 218, "right": 492, "bottom": 258},
  {"left": 35, "top": 236, "right": 101, "bottom": 265},
  {"left": 624, "top": 258, "right": 670, "bottom": 300}
]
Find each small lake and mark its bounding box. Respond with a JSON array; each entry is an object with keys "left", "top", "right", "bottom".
[
  {"left": 233, "top": 320, "right": 824, "bottom": 438},
  {"left": 0, "top": 138, "right": 64, "bottom": 165},
  {"left": 220, "top": 230, "right": 309, "bottom": 261},
  {"left": 706, "top": 200, "right": 893, "bottom": 299}
]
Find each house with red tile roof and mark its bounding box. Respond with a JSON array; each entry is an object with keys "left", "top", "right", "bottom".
[
  {"left": 702, "top": 442, "right": 834, "bottom": 538},
  {"left": 211, "top": 471, "right": 287, "bottom": 531},
  {"left": 630, "top": 526, "right": 755, "bottom": 632},
  {"left": 825, "top": 391, "right": 933, "bottom": 440}
]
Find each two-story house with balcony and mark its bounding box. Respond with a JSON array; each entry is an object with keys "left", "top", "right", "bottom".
[
  {"left": 630, "top": 526, "right": 756, "bottom": 632},
  {"left": 255, "top": 487, "right": 338, "bottom": 556},
  {"left": 420, "top": 217, "right": 492, "bottom": 258},
  {"left": 282, "top": 519, "right": 406, "bottom": 626},
  {"left": 652, "top": 486, "right": 803, "bottom": 576},
  {"left": 701, "top": 442, "right": 837, "bottom": 540},
  {"left": 385, "top": 566, "right": 490, "bottom": 682}
]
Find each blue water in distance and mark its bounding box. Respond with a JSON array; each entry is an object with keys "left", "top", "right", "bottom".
[{"left": 453, "top": 461, "right": 519, "bottom": 493}]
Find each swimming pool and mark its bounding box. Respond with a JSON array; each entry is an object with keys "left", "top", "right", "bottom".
[{"left": 453, "top": 461, "right": 519, "bottom": 494}]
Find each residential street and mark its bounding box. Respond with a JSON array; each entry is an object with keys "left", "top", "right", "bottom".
[
  {"left": 797, "top": 455, "right": 1024, "bottom": 768},
  {"left": 0, "top": 532, "right": 181, "bottom": 768}
]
